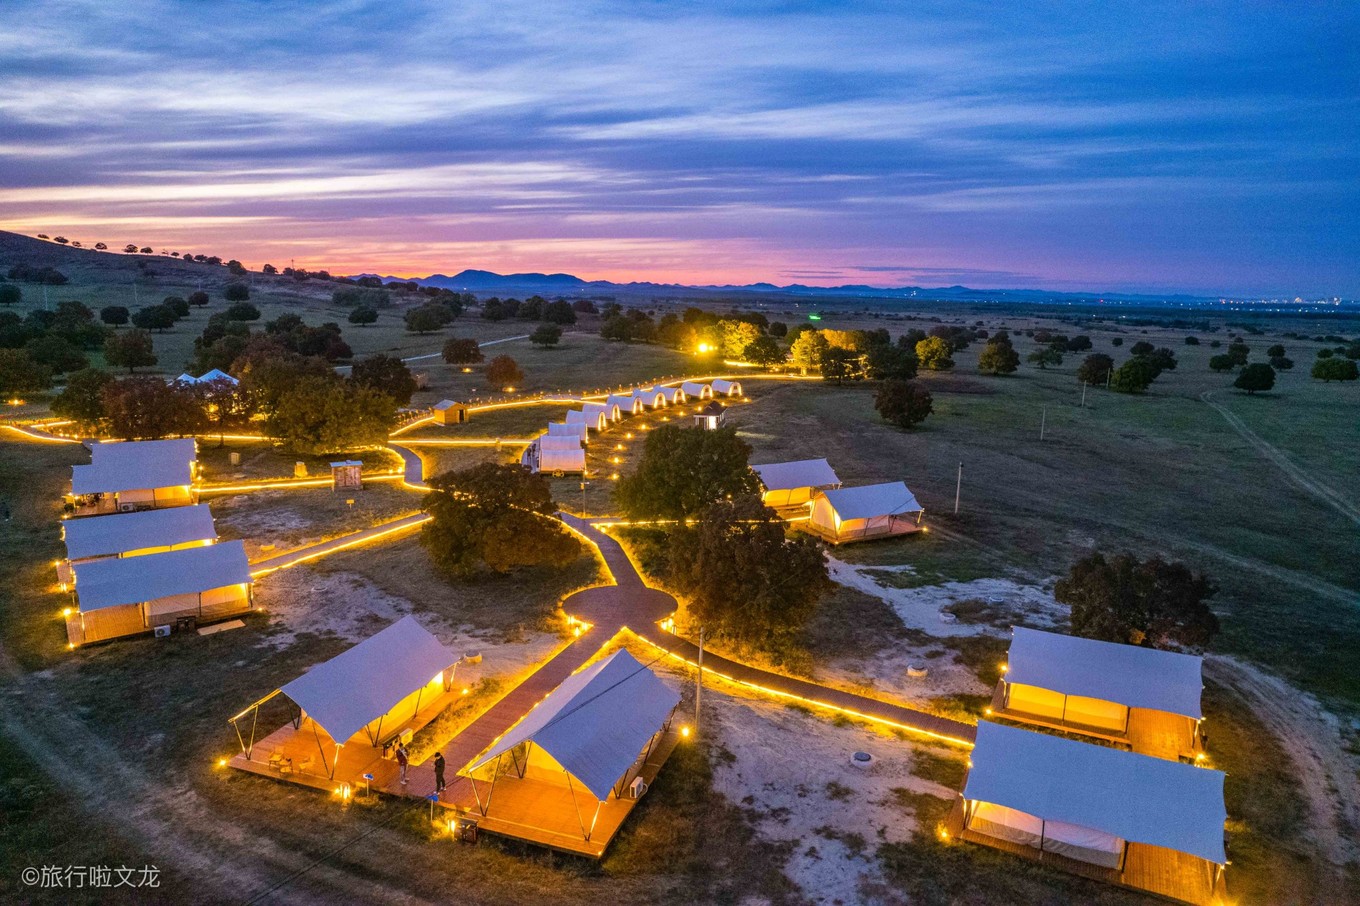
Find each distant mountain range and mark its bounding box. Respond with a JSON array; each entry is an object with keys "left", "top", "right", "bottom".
[{"left": 349, "top": 269, "right": 1221, "bottom": 304}]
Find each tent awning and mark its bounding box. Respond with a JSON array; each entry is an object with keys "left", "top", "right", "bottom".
[
  {"left": 72, "top": 439, "right": 196, "bottom": 495},
  {"left": 1006, "top": 627, "right": 1204, "bottom": 719},
  {"left": 752, "top": 458, "right": 841, "bottom": 492},
  {"left": 817, "top": 481, "right": 920, "bottom": 519},
  {"left": 468, "top": 649, "right": 680, "bottom": 801},
  {"left": 73, "top": 540, "right": 249, "bottom": 612},
  {"left": 279, "top": 616, "right": 459, "bottom": 744},
  {"left": 964, "top": 721, "right": 1227, "bottom": 864},
  {"left": 62, "top": 504, "right": 217, "bottom": 561}
]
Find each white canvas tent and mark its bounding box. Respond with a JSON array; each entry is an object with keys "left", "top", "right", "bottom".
[
  {"left": 69, "top": 539, "right": 251, "bottom": 644},
  {"left": 62, "top": 503, "right": 217, "bottom": 564},
  {"left": 581, "top": 400, "right": 621, "bottom": 423},
  {"left": 70, "top": 438, "right": 197, "bottom": 514},
  {"left": 631, "top": 388, "right": 667, "bottom": 408},
  {"left": 539, "top": 434, "right": 584, "bottom": 451},
  {"left": 680, "top": 381, "right": 712, "bottom": 399},
  {"left": 807, "top": 481, "right": 923, "bottom": 542},
  {"left": 711, "top": 379, "right": 742, "bottom": 396},
  {"left": 524, "top": 439, "right": 587, "bottom": 475},
  {"left": 752, "top": 458, "right": 841, "bottom": 508},
  {"left": 230, "top": 616, "right": 460, "bottom": 777},
  {"left": 548, "top": 421, "right": 591, "bottom": 443},
  {"left": 998, "top": 627, "right": 1204, "bottom": 743},
  {"left": 651, "top": 385, "right": 686, "bottom": 404},
  {"left": 465, "top": 650, "right": 681, "bottom": 838},
  {"left": 175, "top": 368, "right": 238, "bottom": 385},
  {"left": 605, "top": 393, "right": 643, "bottom": 415},
  {"left": 962, "top": 721, "right": 1227, "bottom": 871},
  {"left": 566, "top": 408, "right": 608, "bottom": 432}
]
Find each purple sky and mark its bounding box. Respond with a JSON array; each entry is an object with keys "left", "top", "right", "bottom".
[{"left": 1, "top": 1, "right": 1356, "bottom": 294}]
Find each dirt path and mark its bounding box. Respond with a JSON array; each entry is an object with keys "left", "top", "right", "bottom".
[
  {"left": 1201, "top": 391, "right": 1360, "bottom": 528},
  {"left": 1206, "top": 655, "right": 1360, "bottom": 868}
]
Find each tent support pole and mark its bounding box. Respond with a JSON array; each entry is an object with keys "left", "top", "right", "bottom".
[
  {"left": 566, "top": 773, "right": 590, "bottom": 841},
  {"left": 310, "top": 721, "right": 333, "bottom": 778},
  {"left": 230, "top": 715, "right": 248, "bottom": 757},
  {"left": 587, "top": 800, "right": 603, "bottom": 842}
]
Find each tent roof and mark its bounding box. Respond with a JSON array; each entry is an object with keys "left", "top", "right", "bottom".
[
  {"left": 63, "top": 504, "right": 217, "bottom": 561},
  {"left": 536, "top": 447, "right": 586, "bottom": 472},
  {"left": 547, "top": 421, "right": 589, "bottom": 438},
  {"left": 539, "top": 435, "right": 584, "bottom": 450},
  {"left": 1007, "top": 627, "right": 1204, "bottom": 719},
  {"left": 752, "top": 458, "right": 841, "bottom": 492},
  {"left": 817, "top": 481, "right": 921, "bottom": 519},
  {"left": 711, "top": 379, "right": 740, "bottom": 391},
  {"left": 72, "top": 439, "right": 196, "bottom": 494},
  {"left": 73, "top": 540, "right": 250, "bottom": 612},
  {"left": 965, "top": 721, "right": 1227, "bottom": 864},
  {"left": 280, "top": 616, "right": 459, "bottom": 745},
  {"left": 680, "top": 381, "right": 708, "bottom": 393},
  {"left": 469, "top": 650, "right": 680, "bottom": 801}
]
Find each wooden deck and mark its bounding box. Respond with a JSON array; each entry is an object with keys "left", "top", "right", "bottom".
[
  {"left": 990, "top": 684, "right": 1201, "bottom": 762},
  {"left": 439, "top": 727, "right": 682, "bottom": 858},
  {"left": 796, "top": 520, "right": 922, "bottom": 545},
  {"left": 944, "top": 798, "right": 1224, "bottom": 905}
]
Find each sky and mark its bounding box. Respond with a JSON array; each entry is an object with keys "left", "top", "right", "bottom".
[{"left": 0, "top": 1, "right": 1356, "bottom": 295}]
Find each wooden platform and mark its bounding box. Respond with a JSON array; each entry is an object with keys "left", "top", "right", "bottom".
[
  {"left": 944, "top": 798, "right": 1224, "bottom": 905},
  {"left": 990, "top": 685, "right": 1201, "bottom": 762},
  {"left": 440, "top": 727, "right": 682, "bottom": 859},
  {"left": 795, "top": 520, "right": 922, "bottom": 545}
]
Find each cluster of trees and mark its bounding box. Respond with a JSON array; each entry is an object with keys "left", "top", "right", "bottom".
[
  {"left": 404, "top": 300, "right": 461, "bottom": 334},
  {"left": 0, "top": 301, "right": 115, "bottom": 394},
  {"left": 480, "top": 295, "right": 577, "bottom": 326},
  {"left": 437, "top": 337, "right": 524, "bottom": 387},
  {"left": 420, "top": 463, "right": 581, "bottom": 577},
  {"left": 1311, "top": 347, "right": 1359, "bottom": 383},
  {"left": 616, "top": 425, "right": 830, "bottom": 645},
  {"left": 5, "top": 264, "right": 68, "bottom": 285},
  {"left": 193, "top": 310, "right": 349, "bottom": 373},
  {"left": 1055, "top": 552, "right": 1219, "bottom": 650}
]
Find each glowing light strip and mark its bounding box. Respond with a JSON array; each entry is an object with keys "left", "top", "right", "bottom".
[
  {"left": 2, "top": 424, "right": 83, "bottom": 444},
  {"left": 630, "top": 630, "right": 975, "bottom": 749},
  {"left": 392, "top": 438, "right": 534, "bottom": 447},
  {"left": 249, "top": 514, "right": 431, "bottom": 578},
  {"left": 390, "top": 415, "right": 435, "bottom": 437},
  {"left": 200, "top": 473, "right": 404, "bottom": 494}
]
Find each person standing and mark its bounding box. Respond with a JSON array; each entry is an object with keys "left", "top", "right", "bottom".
[
  {"left": 433, "top": 751, "right": 446, "bottom": 794},
  {"left": 396, "top": 742, "right": 409, "bottom": 785}
]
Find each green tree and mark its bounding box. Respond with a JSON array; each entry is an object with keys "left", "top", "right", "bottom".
[
  {"left": 1055, "top": 552, "right": 1219, "bottom": 649},
  {"left": 51, "top": 367, "right": 113, "bottom": 425},
  {"left": 790, "top": 329, "right": 829, "bottom": 373},
  {"left": 1268, "top": 355, "right": 1294, "bottom": 370},
  {"left": 224, "top": 301, "right": 260, "bottom": 321},
  {"left": 1233, "top": 363, "right": 1276, "bottom": 394},
  {"left": 718, "top": 319, "right": 761, "bottom": 358},
  {"left": 187, "top": 290, "right": 209, "bottom": 307},
  {"left": 404, "top": 303, "right": 447, "bottom": 334},
  {"left": 1266, "top": 344, "right": 1286, "bottom": 358},
  {"left": 616, "top": 425, "right": 760, "bottom": 520},
  {"left": 26, "top": 334, "right": 87, "bottom": 374},
  {"left": 442, "top": 337, "right": 484, "bottom": 364},
  {"left": 1311, "top": 357, "right": 1359, "bottom": 382},
  {"left": 421, "top": 463, "right": 581, "bottom": 577},
  {"left": 742, "top": 335, "right": 784, "bottom": 368},
  {"left": 0, "top": 349, "right": 52, "bottom": 395},
  {"left": 0, "top": 285, "right": 20, "bottom": 306},
  {"left": 100, "top": 305, "right": 129, "bottom": 327},
  {"left": 350, "top": 354, "right": 418, "bottom": 406},
  {"left": 266, "top": 375, "right": 398, "bottom": 454},
  {"left": 819, "top": 346, "right": 863, "bottom": 384},
  {"left": 1027, "top": 347, "right": 1063, "bottom": 369},
  {"left": 223, "top": 282, "right": 250, "bottom": 301},
  {"left": 1130, "top": 340, "right": 1155, "bottom": 356},
  {"left": 1226, "top": 340, "right": 1250, "bottom": 366},
  {"left": 1109, "top": 356, "right": 1159, "bottom": 393},
  {"left": 914, "top": 336, "right": 954, "bottom": 371},
  {"left": 103, "top": 329, "right": 157, "bottom": 372},
  {"left": 164, "top": 296, "right": 190, "bottom": 318},
  {"left": 529, "top": 323, "right": 563, "bottom": 347},
  {"left": 977, "top": 336, "right": 1020, "bottom": 375},
  {"left": 865, "top": 344, "right": 917, "bottom": 381},
  {"left": 874, "top": 379, "right": 933, "bottom": 429},
  {"left": 131, "top": 304, "right": 176, "bottom": 332},
  {"left": 542, "top": 300, "right": 577, "bottom": 325},
  {"left": 348, "top": 305, "right": 378, "bottom": 326},
  {"left": 1146, "top": 347, "right": 1178, "bottom": 373},
  {"left": 1209, "top": 354, "right": 1236, "bottom": 372},
  {"left": 103, "top": 377, "right": 204, "bottom": 439},
  {"left": 1076, "top": 353, "right": 1114, "bottom": 385},
  {"left": 485, "top": 355, "right": 523, "bottom": 390},
  {"left": 666, "top": 495, "right": 831, "bottom": 646}
]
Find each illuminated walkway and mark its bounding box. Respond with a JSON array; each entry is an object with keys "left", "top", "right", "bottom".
[{"left": 248, "top": 512, "right": 430, "bottom": 578}]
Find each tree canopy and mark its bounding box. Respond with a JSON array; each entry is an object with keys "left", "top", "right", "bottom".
[
  {"left": 50, "top": 367, "right": 113, "bottom": 425},
  {"left": 442, "top": 337, "right": 484, "bottom": 364},
  {"left": 1076, "top": 353, "right": 1114, "bottom": 385},
  {"left": 914, "top": 336, "right": 954, "bottom": 371},
  {"left": 103, "top": 329, "right": 157, "bottom": 372},
  {"left": 874, "top": 379, "right": 933, "bottom": 429},
  {"left": 1109, "top": 356, "right": 1158, "bottom": 393},
  {"left": 103, "top": 377, "right": 204, "bottom": 440},
  {"left": 1055, "top": 552, "right": 1219, "bottom": 650},
  {"left": 265, "top": 374, "right": 398, "bottom": 454},
  {"left": 1233, "top": 363, "right": 1276, "bottom": 394},
  {"left": 1312, "top": 357, "right": 1359, "bottom": 382},
  {"left": 615, "top": 424, "right": 760, "bottom": 520},
  {"left": 977, "top": 335, "right": 1020, "bottom": 375},
  {"left": 485, "top": 355, "right": 523, "bottom": 389},
  {"left": 421, "top": 463, "right": 581, "bottom": 577},
  {"left": 530, "top": 323, "right": 563, "bottom": 347},
  {"left": 350, "top": 354, "right": 418, "bottom": 406}
]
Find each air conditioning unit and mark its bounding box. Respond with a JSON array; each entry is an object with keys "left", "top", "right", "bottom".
[
  {"left": 153, "top": 625, "right": 172, "bottom": 638},
  {"left": 628, "top": 777, "right": 648, "bottom": 799},
  {"left": 119, "top": 503, "right": 138, "bottom": 513}
]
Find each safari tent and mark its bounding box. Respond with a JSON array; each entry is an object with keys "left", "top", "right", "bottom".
[
  {"left": 631, "top": 388, "right": 668, "bottom": 408},
  {"left": 711, "top": 379, "right": 742, "bottom": 397},
  {"left": 605, "top": 393, "right": 643, "bottom": 416},
  {"left": 229, "top": 616, "right": 460, "bottom": 779},
  {"left": 752, "top": 458, "right": 841, "bottom": 509},
  {"left": 463, "top": 650, "right": 681, "bottom": 851},
  {"left": 523, "top": 437, "right": 587, "bottom": 475},
  {"left": 581, "top": 400, "right": 621, "bottom": 423},
  {"left": 69, "top": 438, "right": 198, "bottom": 516},
  {"left": 957, "top": 721, "right": 1227, "bottom": 902},
  {"left": 653, "top": 385, "right": 686, "bottom": 404},
  {"left": 547, "top": 421, "right": 591, "bottom": 443},
  {"left": 806, "top": 481, "right": 924, "bottom": 543},
  {"left": 58, "top": 504, "right": 218, "bottom": 587},
  {"left": 67, "top": 539, "right": 251, "bottom": 645},
  {"left": 680, "top": 381, "right": 712, "bottom": 400},
  {"left": 994, "top": 627, "right": 1205, "bottom": 759},
  {"left": 566, "top": 408, "right": 608, "bottom": 432}
]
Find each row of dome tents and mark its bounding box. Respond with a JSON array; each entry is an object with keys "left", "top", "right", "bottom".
[
  {"left": 522, "top": 381, "right": 743, "bottom": 477},
  {"left": 750, "top": 457, "right": 925, "bottom": 543}
]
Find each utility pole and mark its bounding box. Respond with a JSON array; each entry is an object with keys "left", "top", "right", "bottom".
[
  {"left": 1040, "top": 407, "right": 1047, "bottom": 441},
  {"left": 580, "top": 480, "right": 586, "bottom": 518},
  {"left": 1080, "top": 381, "right": 1087, "bottom": 408},
  {"left": 954, "top": 462, "right": 962, "bottom": 515},
  {"left": 696, "top": 627, "right": 705, "bottom": 737}
]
